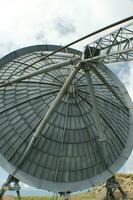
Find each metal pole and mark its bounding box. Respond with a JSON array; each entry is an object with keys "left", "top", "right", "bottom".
[
  {"left": 0, "top": 189, "right": 6, "bottom": 199},
  {"left": 16, "top": 191, "right": 21, "bottom": 200},
  {"left": 0, "top": 175, "right": 12, "bottom": 199},
  {"left": 0, "top": 175, "right": 19, "bottom": 200},
  {"left": 83, "top": 67, "right": 105, "bottom": 142},
  {"left": 31, "top": 16, "right": 133, "bottom": 63},
  {"left": 105, "top": 176, "right": 127, "bottom": 200},
  {"left": 82, "top": 47, "right": 133, "bottom": 64},
  {"left": 40, "top": 51, "right": 80, "bottom": 59},
  {"left": 83, "top": 66, "right": 109, "bottom": 171},
  {"left": 12, "top": 63, "right": 81, "bottom": 175},
  {"left": 88, "top": 63, "right": 127, "bottom": 108},
  {"left": 1, "top": 57, "right": 80, "bottom": 87}
]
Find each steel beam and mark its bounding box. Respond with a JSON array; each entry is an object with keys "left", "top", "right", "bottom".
[
  {"left": 0, "top": 57, "right": 80, "bottom": 87},
  {"left": 83, "top": 67, "right": 105, "bottom": 142},
  {"left": 54, "top": 99, "right": 70, "bottom": 182},
  {"left": 84, "top": 22, "right": 133, "bottom": 64},
  {"left": 88, "top": 63, "right": 127, "bottom": 108},
  {"left": 0, "top": 175, "right": 21, "bottom": 200},
  {"left": 83, "top": 67, "right": 109, "bottom": 169},
  {"left": 105, "top": 176, "right": 127, "bottom": 200},
  {"left": 83, "top": 47, "right": 133, "bottom": 64},
  {"left": 12, "top": 63, "right": 81, "bottom": 175},
  {"left": 39, "top": 51, "right": 80, "bottom": 59}
]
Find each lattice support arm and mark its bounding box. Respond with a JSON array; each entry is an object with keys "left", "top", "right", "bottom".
[{"left": 83, "top": 21, "right": 133, "bottom": 64}]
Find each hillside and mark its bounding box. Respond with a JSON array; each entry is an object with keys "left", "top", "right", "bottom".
[{"left": 2, "top": 174, "right": 133, "bottom": 200}]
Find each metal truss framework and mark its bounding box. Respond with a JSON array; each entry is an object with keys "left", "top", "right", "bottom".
[
  {"left": 84, "top": 22, "right": 133, "bottom": 64},
  {"left": 0, "top": 175, "right": 21, "bottom": 200},
  {"left": 105, "top": 176, "right": 127, "bottom": 200}
]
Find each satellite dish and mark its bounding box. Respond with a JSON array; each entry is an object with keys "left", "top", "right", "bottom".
[
  {"left": 0, "top": 44, "right": 132, "bottom": 193},
  {"left": 0, "top": 17, "right": 133, "bottom": 199}
]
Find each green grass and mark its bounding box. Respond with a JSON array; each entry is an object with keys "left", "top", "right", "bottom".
[
  {"left": 14, "top": 197, "right": 53, "bottom": 200},
  {"left": 73, "top": 192, "right": 96, "bottom": 199},
  {"left": 14, "top": 192, "right": 96, "bottom": 200}
]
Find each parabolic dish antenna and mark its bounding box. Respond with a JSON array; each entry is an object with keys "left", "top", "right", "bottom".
[
  {"left": 0, "top": 16, "right": 133, "bottom": 197},
  {"left": 0, "top": 44, "right": 132, "bottom": 192}
]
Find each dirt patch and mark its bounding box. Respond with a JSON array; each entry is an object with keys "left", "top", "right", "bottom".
[
  {"left": 2, "top": 196, "right": 14, "bottom": 200},
  {"left": 93, "top": 173, "right": 133, "bottom": 200}
]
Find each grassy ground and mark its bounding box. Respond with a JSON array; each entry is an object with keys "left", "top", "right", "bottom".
[
  {"left": 13, "top": 193, "right": 96, "bottom": 200},
  {"left": 3, "top": 173, "right": 133, "bottom": 200},
  {"left": 4, "top": 192, "right": 96, "bottom": 200},
  {"left": 14, "top": 197, "right": 52, "bottom": 200},
  {"left": 4, "top": 190, "right": 133, "bottom": 200}
]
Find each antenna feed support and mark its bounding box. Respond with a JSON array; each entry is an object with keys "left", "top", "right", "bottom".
[
  {"left": 74, "top": 61, "right": 82, "bottom": 71},
  {"left": 80, "top": 61, "right": 95, "bottom": 71},
  {"left": 69, "top": 57, "right": 81, "bottom": 65}
]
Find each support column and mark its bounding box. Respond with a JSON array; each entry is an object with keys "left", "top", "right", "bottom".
[
  {"left": 83, "top": 66, "right": 105, "bottom": 142},
  {"left": 83, "top": 63, "right": 108, "bottom": 171},
  {"left": 59, "top": 191, "right": 71, "bottom": 200},
  {"left": 105, "top": 176, "right": 127, "bottom": 200},
  {"left": 0, "top": 175, "right": 21, "bottom": 200}
]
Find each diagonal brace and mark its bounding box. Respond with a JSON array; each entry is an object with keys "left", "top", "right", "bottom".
[
  {"left": 88, "top": 63, "right": 127, "bottom": 108},
  {"left": 11, "top": 63, "right": 81, "bottom": 175},
  {"left": 0, "top": 57, "right": 80, "bottom": 87},
  {"left": 83, "top": 66, "right": 105, "bottom": 142}
]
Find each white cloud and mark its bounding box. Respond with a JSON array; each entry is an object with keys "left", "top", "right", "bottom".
[
  {"left": 54, "top": 18, "right": 76, "bottom": 36},
  {"left": 120, "top": 152, "right": 133, "bottom": 173},
  {"left": 109, "top": 62, "right": 133, "bottom": 100},
  {"left": 0, "top": 0, "right": 132, "bottom": 55}
]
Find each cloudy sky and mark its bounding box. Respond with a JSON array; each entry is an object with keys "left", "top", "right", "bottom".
[{"left": 0, "top": 0, "right": 133, "bottom": 195}]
